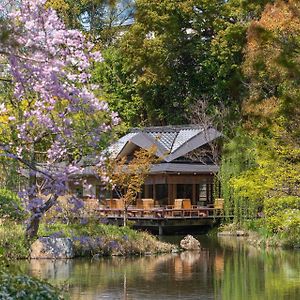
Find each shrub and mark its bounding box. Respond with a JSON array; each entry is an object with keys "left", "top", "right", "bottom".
[
  {"left": 0, "top": 272, "right": 63, "bottom": 299},
  {"left": 264, "top": 196, "right": 300, "bottom": 216},
  {"left": 264, "top": 196, "right": 300, "bottom": 247},
  {"left": 0, "top": 222, "right": 30, "bottom": 259},
  {"left": 38, "top": 221, "right": 174, "bottom": 256},
  {"left": 0, "top": 189, "right": 25, "bottom": 220}
]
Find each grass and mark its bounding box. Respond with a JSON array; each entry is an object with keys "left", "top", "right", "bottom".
[
  {"left": 0, "top": 221, "right": 30, "bottom": 259},
  {"left": 0, "top": 219, "right": 175, "bottom": 260},
  {"left": 38, "top": 221, "right": 175, "bottom": 257}
]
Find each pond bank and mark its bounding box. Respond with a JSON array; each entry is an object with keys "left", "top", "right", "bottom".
[
  {"left": 8, "top": 234, "right": 300, "bottom": 300},
  {"left": 0, "top": 221, "right": 176, "bottom": 260},
  {"left": 218, "top": 222, "right": 300, "bottom": 249}
]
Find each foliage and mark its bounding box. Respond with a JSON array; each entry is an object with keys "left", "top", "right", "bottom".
[
  {"left": 118, "top": 0, "right": 226, "bottom": 124},
  {"left": 92, "top": 47, "right": 144, "bottom": 129},
  {"left": 91, "top": 0, "right": 273, "bottom": 125},
  {"left": 220, "top": 129, "right": 257, "bottom": 221},
  {"left": 102, "top": 146, "right": 159, "bottom": 225},
  {"left": 0, "top": 271, "right": 63, "bottom": 299},
  {"left": 219, "top": 1, "right": 300, "bottom": 248},
  {"left": 46, "top": 0, "right": 135, "bottom": 44},
  {"left": 243, "top": 0, "right": 300, "bottom": 139},
  {"left": 38, "top": 220, "right": 174, "bottom": 256},
  {"left": 264, "top": 196, "right": 300, "bottom": 246},
  {"left": 0, "top": 189, "right": 26, "bottom": 220},
  {"left": 47, "top": 0, "right": 274, "bottom": 126},
  {"left": 0, "top": 222, "right": 30, "bottom": 259},
  {"left": 0, "top": 0, "right": 118, "bottom": 239}
]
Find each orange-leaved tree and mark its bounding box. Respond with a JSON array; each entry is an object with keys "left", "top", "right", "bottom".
[{"left": 102, "top": 146, "right": 159, "bottom": 226}]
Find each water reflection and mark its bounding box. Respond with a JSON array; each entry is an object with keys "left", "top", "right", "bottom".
[{"left": 14, "top": 236, "right": 300, "bottom": 300}]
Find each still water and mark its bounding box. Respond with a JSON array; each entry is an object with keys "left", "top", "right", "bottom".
[{"left": 14, "top": 236, "right": 300, "bottom": 300}]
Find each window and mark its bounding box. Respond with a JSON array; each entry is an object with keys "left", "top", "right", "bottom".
[
  {"left": 155, "top": 184, "right": 168, "bottom": 204},
  {"left": 74, "top": 186, "right": 83, "bottom": 198},
  {"left": 141, "top": 185, "right": 153, "bottom": 198},
  {"left": 176, "top": 184, "right": 193, "bottom": 199}
]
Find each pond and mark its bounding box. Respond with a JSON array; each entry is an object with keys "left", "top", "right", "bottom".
[{"left": 11, "top": 235, "right": 300, "bottom": 299}]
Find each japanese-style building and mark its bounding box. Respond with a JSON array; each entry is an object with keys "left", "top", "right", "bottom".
[
  {"left": 109, "top": 125, "right": 222, "bottom": 206},
  {"left": 72, "top": 125, "right": 222, "bottom": 206}
]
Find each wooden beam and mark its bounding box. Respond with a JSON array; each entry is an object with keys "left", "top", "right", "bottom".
[{"left": 192, "top": 184, "right": 196, "bottom": 205}]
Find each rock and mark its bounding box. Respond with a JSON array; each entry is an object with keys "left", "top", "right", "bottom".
[
  {"left": 217, "top": 231, "right": 233, "bottom": 236},
  {"left": 180, "top": 235, "right": 201, "bottom": 251},
  {"left": 236, "top": 230, "right": 248, "bottom": 236},
  {"left": 218, "top": 230, "right": 248, "bottom": 237},
  {"left": 30, "top": 237, "right": 74, "bottom": 259}
]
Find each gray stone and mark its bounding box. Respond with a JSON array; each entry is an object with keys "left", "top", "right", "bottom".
[
  {"left": 180, "top": 235, "right": 201, "bottom": 251},
  {"left": 236, "top": 230, "right": 247, "bottom": 236},
  {"left": 218, "top": 230, "right": 248, "bottom": 237},
  {"left": 217, "top": 231, "right": 233, "bottom": 236},
  {"left": 30, "top": 237, "right": 75, "bottom": 259}
]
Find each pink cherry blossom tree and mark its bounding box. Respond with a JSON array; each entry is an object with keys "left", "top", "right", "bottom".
[{"left": 0, "top": 0, "right": 118, "bottom": 239}]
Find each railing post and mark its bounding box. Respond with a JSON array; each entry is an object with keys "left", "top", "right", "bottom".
[{"left": 159, "top": 225, "right": 163, "bottom": 235}]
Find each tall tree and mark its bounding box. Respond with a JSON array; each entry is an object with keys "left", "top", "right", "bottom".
[
  {"left": 0, "top": 0, "right": 118, "bottom": 239},
  {"left": 221, "top": 0, "right": 300, "bottom": 221},
  {"left": 96, "top": 0, "right": 273, "bottom": 127},
  {"left": 46, "top": 0, "right": 135, "bottom": 45},
  {"left": 243, "top": 0, "right": 300, "bottom": 140}
]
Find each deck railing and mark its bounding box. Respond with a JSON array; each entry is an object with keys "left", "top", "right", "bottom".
[{"left": 96, "top": 206, "right": 223, "bottom": 219}]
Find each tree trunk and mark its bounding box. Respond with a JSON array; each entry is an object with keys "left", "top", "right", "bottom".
[
  {"left": 25, "top": 213, "right": 41, "bottom": 240},
  {"left": 25, "top": 194, "right": 59, "bottom": 240},
  {"left": 123, "top": 206, "right": 127, "bottom": 227}
]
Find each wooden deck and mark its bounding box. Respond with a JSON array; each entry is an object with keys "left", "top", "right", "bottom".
[
  {"left": 98, "top": 206, "right": 223, "bottom": 218},
  {"left": 97, "top": 206, "right": 226, "bottom": 234}
]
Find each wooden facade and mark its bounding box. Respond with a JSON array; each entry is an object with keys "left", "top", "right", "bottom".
[{"left": 70, "top": 125, "right": 222, "bottom": 210}]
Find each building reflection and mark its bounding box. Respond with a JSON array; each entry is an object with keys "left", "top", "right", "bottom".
[
  {"left": 12, "top": 237, "right": 300, "bottom": 300},
  {"left": 19, "top": 250, "right": 218, "bottom": 299}
]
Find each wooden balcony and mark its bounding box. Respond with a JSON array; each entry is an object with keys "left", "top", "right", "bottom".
[{"left": 96, "top": 206, "right": 223, "bottom": 219}]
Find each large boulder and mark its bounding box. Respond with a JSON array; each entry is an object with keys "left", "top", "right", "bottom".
[
  {"left": 30, "top": 237, "right": 75, "bottom": 259},
  {"left": 180, "top": 235, "right": 201, "bottom": 251}
]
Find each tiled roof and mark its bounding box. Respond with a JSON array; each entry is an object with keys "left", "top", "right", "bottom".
[
  {"left": 110, "top": 125, "right": 222, "bottom": 162},
  {"left": 171, "top": 128, "right": 202, "bottom": 152},
  {"left": 107, "top": 132, "right": 136, "bottom": 156}
]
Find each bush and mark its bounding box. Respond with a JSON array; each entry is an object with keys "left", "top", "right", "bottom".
[
  {"left": 264, "top": 196, "right": 300, "bottom": 247},
  {"left": 0, "top": 272, "right": 63, "bottom": 299},
  {"left": 264, "top": 196, "right": 300, "bottom": 216},
  {"left": 0, "top": 222, "right": 30, "bottom": 259},
  {"left": 0, "top": 189, "right": 25, "bottom": 220}
]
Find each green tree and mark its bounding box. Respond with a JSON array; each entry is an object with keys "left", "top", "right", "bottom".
[
  {"left": 46, "top": 0, "right": 135, "bottom": 45},
  {"left": 221, "top": 1, "right": 300, "bottom": 238}
]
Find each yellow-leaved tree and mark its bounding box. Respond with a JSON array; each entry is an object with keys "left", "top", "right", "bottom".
[{"left": 101, "top": 146, "right": 159, "bottom": 226}]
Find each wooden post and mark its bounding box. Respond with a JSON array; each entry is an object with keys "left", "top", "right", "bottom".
[
  {"left": 168, "top": 184, "right": 173, "bottom": 205},
  {"left": 158, "top": 225, "right": 163, "bottom": 235},
  {"left": 145, "top": 185, "right": 149, "bottom": 198},
  {"left": 173, "top": 184, "right": 177, "bottom": 205},
  {"left": 192, "top": 184, "right": 196, "bottom": 205}
]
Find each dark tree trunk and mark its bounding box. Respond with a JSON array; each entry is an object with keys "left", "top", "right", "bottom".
[
  {"left": 25, "top": 213, "right": 41, "bottom": 240},
  {"left": 25, "top": 194, "right": 59, "bottom": 240}
]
